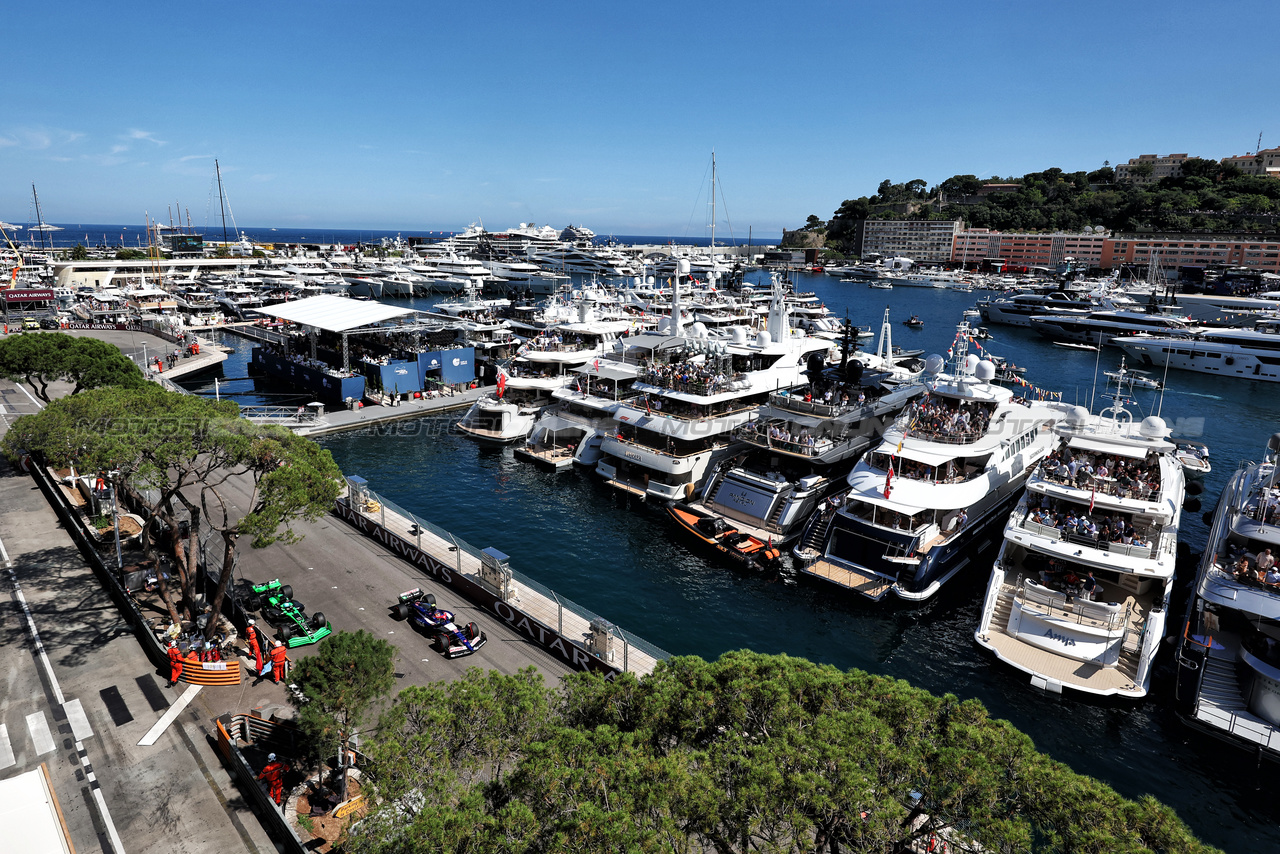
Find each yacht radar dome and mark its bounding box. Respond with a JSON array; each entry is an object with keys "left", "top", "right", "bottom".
[
  {"left": 974, "top": 360, "right": 996, "bottom": 381},
  {"left": 756, "top": 330, "right": 772, "bottom": 347},
  {"left": 1139, "top": 416, "right": 1170, "bottom": 439},
  {"left": 1067, "top": 405, "right": 1091, "bottom": 426},
  {"left": 965, "top": 353, "right": 981, "bottom": 372},
  {"left": 925, "top": 354, "right": 945, "bottom": 375}
]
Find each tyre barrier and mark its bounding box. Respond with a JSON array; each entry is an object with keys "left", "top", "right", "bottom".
[{"left": 179, "top": 658, "right": 243, "bottom": 686}]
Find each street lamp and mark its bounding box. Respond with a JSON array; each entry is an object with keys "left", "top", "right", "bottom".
[{"left": 109, "top": 474, "right": 123, "bottom": 575}]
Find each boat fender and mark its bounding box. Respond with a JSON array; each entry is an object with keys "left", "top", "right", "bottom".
[
  {"left": 684, "top": 482, "right": 696, "bottom": 499},
  {"left": 1183, "top": 496, "right": 1201, "bottom": 513},
  {"left": 1225, "top": 356, "right": 1234, "bottom": 366},
  {"left": 1202, "top": 511, "right": 1215, "bottom": 526},
  {"left": 1185, "top": 480, "right": 1204, "bottom": 496}
]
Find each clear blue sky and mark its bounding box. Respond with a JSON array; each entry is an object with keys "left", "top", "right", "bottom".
[{"left": 4, "top": 1, "right": 1275, "bottom": 238}]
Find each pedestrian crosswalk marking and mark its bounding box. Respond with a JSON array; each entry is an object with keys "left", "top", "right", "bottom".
[
  {"left": 26, "top": 712, "right": 55, "bottom": 755},
  {"left": 0, "top": 724, "right": 15, "bottom": 769},
  {"left": 64, "top": 698, "right": 93, "bottom": 741}
]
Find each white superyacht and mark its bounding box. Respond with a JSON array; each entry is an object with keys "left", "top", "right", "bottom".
[{"left": 974, "top": 377, "right": 1184, "bottom": 698}]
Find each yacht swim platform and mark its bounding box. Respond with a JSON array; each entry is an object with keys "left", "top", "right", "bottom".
[
  {"left": 513, "top": 442, "right": 576, "bottom": 471},
  {"left": 977, "top": 575, "right": 1151, "bottom": 695},
  {"left": 799, "top": 558, "right": 894, "bottom": 599}
]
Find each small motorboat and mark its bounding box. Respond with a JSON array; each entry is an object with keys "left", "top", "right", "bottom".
[
  {"left": 668, "top": 504, "right": 783, "bottom": 572},
  {"left": 902, "top": 315, "right": 924, "bottom": 328},
  {"left": 870, "top": 282, "right": 893, "bottom": 290},
  {"left": 1174, "top": 441, "right": 1211, "bottom": 478},
  {"left": 972, "top": 326, "right": 995, "bottom": 340},
  {"left": 1053, "top": 341, "right": 1097, "bottom": 351},
  {"left": 1103, "top": 368, "right": 1163, "bottom": 390}
]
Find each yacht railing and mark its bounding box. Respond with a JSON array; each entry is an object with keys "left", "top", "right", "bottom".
[
  {"left": 1015, "top": 510, "right": 1159, "bottom": 559},
  {"left": 1013, "top": 575, "right": 1131, "bottom": 634}
]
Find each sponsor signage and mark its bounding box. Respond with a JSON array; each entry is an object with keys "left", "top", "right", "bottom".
[
  {"left": 2, "top": 289, "right": 56, "bottom": 301},
  {"left": 333, "top": 498, "right": 620, "bottom": 676}
]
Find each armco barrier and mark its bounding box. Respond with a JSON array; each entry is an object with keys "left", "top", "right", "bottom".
[
  {"left": 333, "top": 496, "right": 623, "bottom": 676},
  {"left": 215, "top": 713, "right": 307, "bottom": 854}
]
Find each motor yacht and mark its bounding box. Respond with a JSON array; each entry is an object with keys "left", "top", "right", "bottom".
[
  {"left": 1115, "top": 317, "right": 1280, "bottom": 383},
  {"left": 594, "top": 273, "right": 833, "bottom": 502},
  {"left": 1029, "top": 309, "right": 1197, "bottom": 346},
  {"left": 974, "top": 377, "right": 1183, "bottom": 697},
  {"left": 793, "top": 326, "right": 1066, "bottom": 602},
  {"left": 1173, "top": 433, "right": 1280, "bottom": 761}
]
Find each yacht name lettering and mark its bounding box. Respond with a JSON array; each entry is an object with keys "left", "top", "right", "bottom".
[
  {"left": 1043, "top": 628, "right": 1077, "bottom": 647},
  {"left": 624, "top": 451, "right": 643, "bottom": 461}
]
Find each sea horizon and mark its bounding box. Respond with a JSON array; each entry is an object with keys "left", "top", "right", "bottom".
[{"left": 9, "top": 222, "right": 784, "bottom": 250}]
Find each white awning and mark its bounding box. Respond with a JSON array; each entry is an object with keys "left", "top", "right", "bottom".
[
  {"left": 256, "top": 294, "right": 420, "bottom": 332},
  {"left": 1068, "top": 436, "right": 1148, "bottom": 460}
]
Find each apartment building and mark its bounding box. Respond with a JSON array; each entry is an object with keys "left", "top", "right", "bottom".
[
  {"left": 952, "top": 229, "right": 1109, "bottom": 269},
  {"left": 1102, "top": 234, "right": 1280, "bottom": 272},
  {"left": 1221, "top": 147, "right": 1280, "bottom": 179},
  {"left": 1114, "top": 153, "right": 1191, "bottom": 185},
  {"left": 860, "top": 219, "right": 961, "bottom": 263}
]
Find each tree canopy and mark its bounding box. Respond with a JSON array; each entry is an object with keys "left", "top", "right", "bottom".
[
  {"left": 292, "top": 629, "right": 397, "bottom": 799},
  {"left": 0, "top": 332, "right": 145, "bottom": 402},
  {"left": 1, "top": 385, "right": 345, "bottom": 630},
  {"left": 346, "top": 652, "right": 1217, "bottom": 854}
]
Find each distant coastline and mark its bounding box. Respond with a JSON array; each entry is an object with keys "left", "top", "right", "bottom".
[{"left": 11, "top": 223, "right": 782, "bottom": 250}]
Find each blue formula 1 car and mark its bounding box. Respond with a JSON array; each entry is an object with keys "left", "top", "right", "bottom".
[{"left": 392, "top": 588, "right": 487, "bottom": 658}]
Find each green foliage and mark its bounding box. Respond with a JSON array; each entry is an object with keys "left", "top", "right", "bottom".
[
  {"left": 1, "top": 385, "right": 344, "bottom": 626},
  {"left": 0, "top": 332, "right": 144, "bottom": 402},
  {"left": 292, "top": 630, "right": 397, "bottom": 770},
  {"left": 70, "top": 243, "right": 88, "bottom": 260},
  {"left": 347, "top": 652, "right": 1218, "bottom": 854},
  {"left": 815, "top": 162, "right": 1280, "bottom": 253},
  {"left": 114, "top": 248, "right": 147, "bottom": 260}
]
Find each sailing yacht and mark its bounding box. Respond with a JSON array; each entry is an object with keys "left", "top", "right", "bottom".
[
  {"left": 1173, "top": 433, "right": 1280, "bottom": 760},
  {"left": 793, "top": 325, "right": 1066, "bottom": 602},
  {"left": 974, "top": 375, "right": 1184, "bottom": 697}
]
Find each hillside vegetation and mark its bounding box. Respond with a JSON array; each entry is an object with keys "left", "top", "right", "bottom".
[{"left": 800, "top": 159, "right": 1280, "bottom": 254}]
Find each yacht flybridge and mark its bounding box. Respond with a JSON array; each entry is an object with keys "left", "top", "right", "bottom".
[
  {"left": 974, "top": 374, "right": 1183, "bottom": 698},
  {"left": 794, "top": 325, "right": 1066, "bottom": 602}
]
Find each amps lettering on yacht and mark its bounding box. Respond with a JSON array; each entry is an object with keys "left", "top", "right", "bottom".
[{"left": 1043, "top": 628, "right": 1077, "bottom": 647}]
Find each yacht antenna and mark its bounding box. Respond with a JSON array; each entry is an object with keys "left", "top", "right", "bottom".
[
  {"left": 215, "top": 159, "right": 229, "bottom": 248},
  {"left": 1087, "top": 337, "right": 1103, "bottom": 411},
  {"left": 1156, "top": 345, "right": 1173, "bottom": 418}
]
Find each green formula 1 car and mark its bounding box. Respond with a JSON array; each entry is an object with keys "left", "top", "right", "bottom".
[{"left": 241, "top": 579, "right": 332, "bottom": 648}]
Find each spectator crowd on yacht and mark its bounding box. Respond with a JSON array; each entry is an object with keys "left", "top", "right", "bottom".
[
  {"left": 906, "top": 398, "right": 993, "bottom": 442},
  {"left": 1037, "top": 447, "right": 1162, "bottom": 501}
]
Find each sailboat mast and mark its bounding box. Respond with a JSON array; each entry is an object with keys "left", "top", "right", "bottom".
[
  {"left": 215, "top": 159, "right": 229, "bottom": 248},
  {"left": 32, "top": 184, "right": 48, "bottom": 252},
  {"left": 710, "top": 151, "right": 716, "bottom": 256}
]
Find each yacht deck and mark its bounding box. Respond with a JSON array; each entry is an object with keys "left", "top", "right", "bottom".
[{"left": 978, "top": 576, "right": 1150, "bottom": 695}]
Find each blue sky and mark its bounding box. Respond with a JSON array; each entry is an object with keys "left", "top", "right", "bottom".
[{"left": 3, "top": 1, "right": 1275, "bottom": 238}]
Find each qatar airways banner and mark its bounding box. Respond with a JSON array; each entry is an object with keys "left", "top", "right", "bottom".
[{"left": 2, "top": 289, "right": 56, "bottom": 301}]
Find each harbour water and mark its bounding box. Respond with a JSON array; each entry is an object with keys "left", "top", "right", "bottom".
[{"left": 180, "top": 271, "right": 1280, "bottom": 851}]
